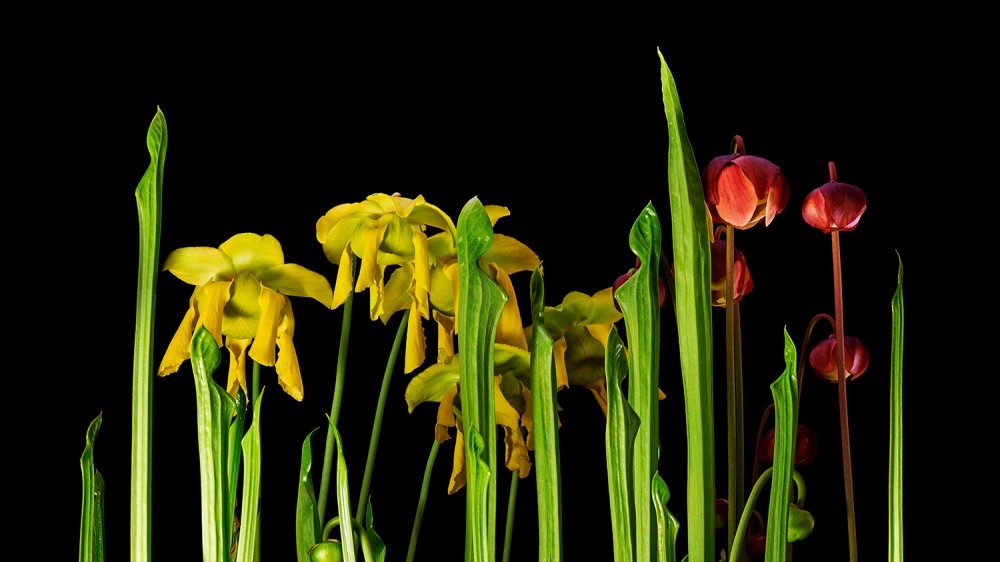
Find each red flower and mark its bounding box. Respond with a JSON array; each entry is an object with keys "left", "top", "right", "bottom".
[
  {"left": 759, "top": 424, "right": 818, "bottom": 466},
  {"left": 808, "top": 335, "right": 871, "bottom": 383},
  {"left": 801, "top": 161, "right": 867, "bottom": 233},
  {"left": 702, "top": 135, "right": 790, "bottom": 229},
  {"left": 709, "top": 236, "right": 753, "bottom": 307}
]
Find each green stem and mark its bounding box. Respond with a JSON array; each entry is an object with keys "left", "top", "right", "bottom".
[
  {"left": 731, "top": 468, "right": 808, "bottom": 562},
  {"left": 252, "top": 361, "right": 261, "bottom": 419},
  {"left": 406, "top": 439, "right": 441, "bottom": 562},
  {"left": 724, "top": 225, "right": 744, "bottom": 554},
  {"left": 831, "top": 230, "right": 858, "bottom": 562},
  {"left": 321, "top": 516, "right": 376, "bottom": 562},
  {"left": 502, "top": 471, "right": 519, "bottom": 562},
  {"left": 319, "top": 257, "right": 356, "bottom": 522},
  {"left": 355, "top": 309, "right": 409, "bottom": 522}
]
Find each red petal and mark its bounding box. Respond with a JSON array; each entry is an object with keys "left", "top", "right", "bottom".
[{"left": 715, "top": 165, "right": 758, "bottom": 227}]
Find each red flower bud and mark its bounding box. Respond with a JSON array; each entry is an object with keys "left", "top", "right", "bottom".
[
  {"left": 702, "top": 135, "right": 790, "bottom": 229},
  {"left": 759, "top": 424, "right": 818, "bottom": 466},
  {"left": 801, "top": 161, "right": 867, "bottom": 233},
  {"left": 808, "top": 335, "right": 871, "bottom": 383},
  {"left": 709, "top": 237, "right": 753, "bottom": 307}
]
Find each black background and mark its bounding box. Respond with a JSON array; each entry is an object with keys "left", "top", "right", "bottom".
[{"left": 25, "top": 9, "right": 977, "bottom": 561}]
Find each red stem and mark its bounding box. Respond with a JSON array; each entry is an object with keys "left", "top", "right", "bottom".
[{"left": 831, "top": 230, "right": 858, "bottom": 562}]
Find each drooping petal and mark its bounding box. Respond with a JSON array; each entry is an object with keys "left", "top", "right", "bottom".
[
  {"left": 225, "top": 337, "right": 252, "bottom": 397},
  {"left": 563, "top": 326, "right": 608, "bottom": 386},
  {"left": 491, "top": 265, "right": 528, "bottom": 350},
  {"left": 220, "top": 233, "right": 284, "bottom": 276},
  {"left": 584, "top": 379, "right": 609, "bottom": 417},
  {"left": 495, "top": 377, "right": 531, "bottom": 478},
  {"left": 258, "top": 264, "right": 334, "bottom": 308},
  {"left": 482, "top": 234, "right": 541, "bottom": 275},
  {"left": 734, "top": 155, "right": 781, "bottom": 200},
  {"left": 221, "top": 274, "right": 261, "bottom": 340},
  {"left": 428, "top": 264, "right": 456, "bottom": 316},
  {"left": 545, "top": 288, "right": 623, "bottom": 337},
  {"left": 331, "top": 247, "right": 355, "bottom": 309},
  {"left": 434, "top": 311, "right": 456, "bottom": 359},
  {"left": 274, "top": 307, "right": 304, "bottom": 401},
  {"left": 316, "top": 202, "right": 364, "bottom": 244},
  {"left": 825, "top": 183, "right": 867, "bottom": 231},
  {"left": 448, "top": 428, "right": 466, "bottom": 494},
  {"left": 321, "top": 216, "right": 364, "bottom": 265},
  {"left": 379, "top": 263, "right": 414, "bottom": 324},
  {"left": 408, "top": 200, "right": 457, "bottom": 237},
  {"left": 248, "top": 285, "right": 285, "bottom": 367},
  {"left": 436, "top": 386, "right": 458, "bottom": 443},
  {"left": 198, "top": 280, "right": 233, "bottom": 346},
  {"left": 411, "top": 227, "right": 431, "bottom": 319},
  {"left": 377, "top": 215, "right": 416, "bottom": 265},
  {"left": 484, "top": 205, "right": 510, "bottom": 225},
  {"left": 162, "top": 247, "right": 236, "bottom": 286},
  {"left": 404, "top": 357, "right": 460, "bottom": 412},
  {"left": 404, "top": 300, "right": 427, "bottom": 374},
  {"left": 715, "top": 164, "right": 759, "bottom": 227},
  {"left": 702, "top": 153, "right": 734, "bottom": 208},
  {"left": 521, "top": 386, "right": 535, "bottom": 450},
  {"left": 354, "top": 222, "right": 388, "bottom": 293},
  {"left": 764, "top": 171, "right": 791, "bottom": 226},
  {"left": 157, "top": 289, "right": 200, "bottom": 376},
  {"left": 552, "top": 336, "right": 569, "bottom": 390}
]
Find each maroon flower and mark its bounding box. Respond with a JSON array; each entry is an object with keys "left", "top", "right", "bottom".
[
  {"left": 759, "top": 424, "right": 818, "bottom": 466},
  {"left": 709, "top": 237, "right": 753, "bottom": 307},
  {"left": 801, "top": 161, "right": 867, "bottom": 233},
  {"left": 702, "top": 135, "right": 790, "bottom": 229},
  {"left": 613, "top": 257, "right": 666, "bottom": 311},
  {"left": 808, "top": 335, "right": 871, "bottom": 383}
]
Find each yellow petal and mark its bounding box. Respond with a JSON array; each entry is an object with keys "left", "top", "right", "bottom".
[
  {"left": 584, "top": 379, "right": 610, "bottom": 417},
  {"left": 219, "top": 233, "right": 284, "bottom": 275},
  {"left": 404, "top": 301, "right": 427, "bottom": 374},
  {"left": 248, "top": 285, "right": 285, "bottom": 367},
  {"left": 495, "top": 377, "right": 531, "bottom": 478},
  {"left": 198, "top": 281, "right": 233, "bottom": 346},
  {"left": 379, "top": 264, "right": 413, "bottom": 324},
  {"left": 409, "top": 199, "right": 457, "bottom": 237},
  {"left": 317, "top": 202, "right": 364, "bottom": 244},
  {"left": 482, "top": 234, "right": 540, "bottom": 275},
  {"left": 585, "top": 323, "right": 614, "bottom": 346},
  {"left": 354, "top": 224, "right": 387, "bottom": 294},
  {"left": 435, "top": 386, "right": 458, "bottom": 443},
  {"left": 403, "top": 357, "right": 460, "bottom": 412},
  {"left": 448, "top": 429, "right": 466, "bottom": 494},
  {"left": 162, "top": 247, "right": 236, "bottom": 286},
  {"left": 428, "top": 263, "right": 456, "bottom": 316},
  {"left": 157, "top": 288, "right": 200, "bottom": 376},
  {"left": 258, "top": 264, "right": 334, "bottom": 309},
  {"left": 321, "top": 216, "right": 364, "bottom": 265},
  {"left": 367, "top": 268, "right": 386, "bottom": 321},
  {"left": 491, "top": 266, "right": 528, "bottom": 350},
  {"left": 221, "top": 274, "right": 261, "bottom": 340},
  {"left": 332, "top": 248, "right": 355, "bottom": 309},
  {"left": 225, "top": 337, "right": 252, "bottom": 397},
  {"left": 521, "top": 387, "right": 534, "bottom": 450},
  {"left": 553, "top": 337, "right": 569, "bottom": 390},
  {"left": 484, "top": 205, "right": 510, "bottom": 225},
  {"left": 377, "top": 215, "right": 416, "bottom": 264},
  {"left": 274, "top": 308, "right": 304, "bottom": 401},
  {"left": 411, "top": 227, "right": 431, "bottom": 319},
  {"left": 434, "top": 311, "right": 456, "bottom": 359}
]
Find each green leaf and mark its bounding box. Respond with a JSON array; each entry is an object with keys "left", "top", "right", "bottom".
[
  {"left": 605, "top": 328, "right": 639, "bottom": 562},
  {"left": 190, "top": 325, "right": 238, "bottom": 562},
  {"left": 298, "top": 429, "right": 323, "bottom": 562},
  {"left": 132, "top": 107, "right": 167, "bottom": 562},
  {"left": 889, "top": 252, "right": 904, "bottom": 562},
  {"left": 228, "top": 388, "right": 247, "bottom": 522},
  {"left": 659, "top": 48, "right": 715, "bottom": 562},
  {"left": 529, "top": 267, "right": 562, "bottom": 561},
  {"left": 456, "top": 197, "right": 508, "bottom": 562},
  {"left": 786, "top": 504, "right": 814, "bottom": 542},
  {"left": 652, "top": 472, "right": 679, "bottom": 562},
  {"left": 615, "top": 201, "right": 662, "bottom": 562},
  {"left": 236, "top": 389, "right": 264, "bottom": 562},
  {"left": 366, "top": 502, "right": 387, "bottom": 562},
  {"left": 328, "top": 421, "right": 357, "bottom": 562},
  {"left": 764, "top": 329, "right": 799, "bottom": 562},
  {"left": 80, "top": 413, "right": 105, "bottom": 562}
]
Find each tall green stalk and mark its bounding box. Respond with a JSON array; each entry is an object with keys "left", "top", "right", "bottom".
[
  {"left": 131, "top": 107, "right": 167, "bottom": 562},
  {"left": 889, "top": 254, "right": 904, "bottom": 561}
]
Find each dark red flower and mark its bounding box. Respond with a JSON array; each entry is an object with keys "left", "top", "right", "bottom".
[
  {"left": 709, "top": 237, "right": 753, "bottom": 307},
  {"left": 702, "top": 135, "right": 790, "bottom": 229},
  {"left": 801, "top": 161, "right": 867, "bottom": 233},
  {"left": 759, "top": 424, "right": 818, "bottom": 466},
  {"left": 808, "top": 335, "right": 871, "bottom": 383}
]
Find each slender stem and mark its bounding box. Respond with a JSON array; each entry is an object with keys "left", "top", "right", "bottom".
[
  {"left": 356, "top": 309, "right": 409, "bottom": 522},
  {"left": 724, "top": 224, "right": 741, "bottom": 554},
  {"left": 831, "top": 231, "right": 858, "bottom": 562},
  {"left": 502, "top": 471, "right": 519, "bottom": 562},
  {"left": 406, "top": 439, "right": 441, "bottom": 562},
  {"left": 251, "top": 360, "right": 261, "bottom": 421},
  {"left": 321, "top": 515, "right": 376, "bottom": 562},
  {"left": 319, "top": 256, "right": 357, "bottom": 523},
  {"left": 797, "top": 313, "right": 835, "bottom": 404}
]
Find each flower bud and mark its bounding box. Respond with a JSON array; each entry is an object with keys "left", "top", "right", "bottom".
[
  {"left": 709, "top": 237, "right": 753, "bottom": 306},
  {"left": 801, "top": 161, "right": 867, "bottom": 233},
  {"left": 702, "top": 135, "right": 790, "bottom": 229},
  {"left": 808, "top": 335, "right": 871, "bottom": 382},
  {"left": 309, "top": 540, "right": 344, "bottom": 562},
  {"left": 759, "top": 424, "right": 818, "bottom": 466}
]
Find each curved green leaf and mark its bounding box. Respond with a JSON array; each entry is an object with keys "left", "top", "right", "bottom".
[
  {"left": 236, "top": 389, "right": 264, "bottom": 562},
  {"left": 132, "top": 107, "right": 167, "bottom": 562},
  {"left": 328, "top": 421, "right": 357, "bottom": 562},
  {"left": 605, "top": 328, "right": 639, "bottom": 562},
  {"left": 228, "top": 388, "right": 247, "bottom": 523},
  {"left": 366, "top": 502, "right": 387, "bottom": 562},
  {"left": 615, "top": 202, "right": 662, "bottom": 562},
  {"left": 652, "top": 472, "right": 678, "bottom": 562},
  {"left": 456, "top": 197, "right": 507, "bottom": 562},
  {"left": 765, "top": 329, "right": 799, "bottom": 562},
  {"left": 529, "top": 267, "right": 562, "bottom": 561},
  {"left": 889, "top": 253, "right": 904, "bottom": 562},
  {"left": 658, "top": 49, "right": 715, "bottom": 562},
  {"left": 298, "top": 429, "right": 322, "bottom": 562},
  {"left": 190, "top": 325, "right": 238, "bottom": 562},
  {"left": 80, "top": 413, "right": 105, "bottom": 562}
]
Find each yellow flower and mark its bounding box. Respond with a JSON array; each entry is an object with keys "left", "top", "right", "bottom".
[
  {"left": 157, "top": 233, "right": 333, "bottom": 401},
  {"left": 316, "top": 193, "right": 455, "bottom": 373}
]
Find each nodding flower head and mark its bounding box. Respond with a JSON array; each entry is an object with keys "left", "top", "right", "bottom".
[
  {"left": 759, "top": 424, "right": 818, "bottom": 467},
  {"left": 709, "top": 234, "right": 753, "bottom": 307},
  {"left": 808, "top": 334, "right": 871, "bottom": 383},
  {"left": 702, "top": 135, "right": 790, "bottom": 229},
  {"left": 801, "top": 161, "right": 867, "bottom": 233}
]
